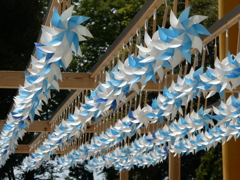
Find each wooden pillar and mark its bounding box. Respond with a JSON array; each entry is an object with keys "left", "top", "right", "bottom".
[
  {"left": 219, "top": 1, "right": 240, "bottom": 180},
  {"left": 218, "top": 0, "right": 238, "bottom": 59},
  {"left": 169, "top": 153, "right": 181, "bottom": 180},
  {"left": 120, "top": 170, "right": 129, "bottom": 180}
]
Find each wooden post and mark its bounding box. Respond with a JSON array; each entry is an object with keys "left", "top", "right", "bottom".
[
  {"left": 169, "top": 152, "right": 181, "bottom": 180},
  {"left": 218, "top": 0, "right": 238, "bottom": 60},
  {"left": 218, "top": 1, "right": 240, "bottom": 180},
  {"left": 120, "top": 170, "right": 129, "bottom": 180}
]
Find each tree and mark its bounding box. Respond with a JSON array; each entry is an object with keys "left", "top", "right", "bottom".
[
  {"left": 196, "top": 144, "right": 223, "bottom": 180},
  {"left": 69, "top": 163, "right": 94, "bottom": 180}
]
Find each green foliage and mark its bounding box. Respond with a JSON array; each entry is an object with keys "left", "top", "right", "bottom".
[
  {"left": 71, "top": 0, "right": 147, "bottom": 73},
  {"left": 190, "top": 0, "right": 218, "bottom": 29},
  {"left": 195, "top": 144, "right": 223, "bottom": 180},
  {"left": 17, "top": 157, "right": 60, "bottom": 180},
  {"left": 129, "top": 162, "right": 168, "bottom": 180},
  {"left": 103, "top": 167, "right": 119, "bottom": 180},
  {"left": 69, "top": 163, "right": 94, "bottom": 180}
]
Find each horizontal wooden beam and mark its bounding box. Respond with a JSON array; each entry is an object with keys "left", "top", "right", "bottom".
[
  {"left": 0, "top": 120, "right": 111, "bottom": 133},
  {"left": 16, "top": 144, "right": 78, "bottom": 154},
  {"left": 1, "top": 72, "right": 240, "bottom": 93},
  {"left": 0, "top": 120, "right": 51, "bottom": 132},
  {"left": 0, "top": 71, "right": 170, "bottom": 91},
  {"left": 0, "top": 71, "right": 96, "bottom": 90}
]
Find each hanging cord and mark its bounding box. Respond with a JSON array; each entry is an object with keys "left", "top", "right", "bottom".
[
  {"left": 144, "top": 19, "right": 148, "bottom": 47},
  {"left": 214, "top": 38, "right": 217, "bottom": 60},
  {"left": 134, "top": 28, "right": 140, "bottom": 56},
  {"left": 129, "top": 36, "right": 133, "bottom": 55},
  {"left": 144, "top": 19, "right": 148, "bottom": 31},
  {"left": 226, "top": 29, "right": 229, "bottom": 56},
  {"left": 162, "top": 1, "right": 169, "bottom": 28},
  {"left": 121, "top": 43, "right": 126, "bottom": 62},
  {"left": 153, "top": 8, "right": 157, "bottom": 33}
]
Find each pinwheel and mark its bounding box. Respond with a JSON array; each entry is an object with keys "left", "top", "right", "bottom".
[{"left": 138, "top": 7, "right": 210, "bottom": 67}]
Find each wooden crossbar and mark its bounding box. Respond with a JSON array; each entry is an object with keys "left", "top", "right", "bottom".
[
  {"left": 0, "top": 72, "right": 96, "bottom": 90},
  {"left": 0, "top": 120, "right": 111, "bottom": 133},
  {"left": 16, "top": 144, "right": 78, "bottom": 154},
  {"left": 3, "top": 72, "right": 240, "bottom": 93}
]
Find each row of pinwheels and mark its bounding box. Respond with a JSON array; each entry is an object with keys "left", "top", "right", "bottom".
[
  {"left": 19, "top": 6, "right": 217, "bottom": 171},
  {"left": 23, "top": 52, "right": 240, "bottom": 171},
  {"left": 0, "top": 4, "right": 235, "bottom": 172}
]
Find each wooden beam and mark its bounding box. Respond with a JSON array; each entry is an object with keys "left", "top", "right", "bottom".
[
  {"left": 0, "top": 120, "right": 51, "bottom": 132},
  {"left": 0, "top": 72, "right": 96, "bottom": 90},
  {"left": 169, "top": 152, "right": 181, "bottom": 180},
  {"left": 219, "top": 2, "right": 240, "bottom": 180},
  {"left": 2, "top": 72, "right": 240, "bottom": 93},
  {"left": 0, "top": 120, "right": 110, "bottom": 133},
  {"left": 120, "top": 170, "right": 129, "bottom": 180},
  {"left": 16, "top": 144, "right": 78, "bottom": 154},
  {"left": 0, "top": 71, "right": 170, "bottom": 91}
]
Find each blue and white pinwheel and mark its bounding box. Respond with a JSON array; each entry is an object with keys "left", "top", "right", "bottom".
[{"left": 138, "top": 7, "right": 210, "bottom": 67}]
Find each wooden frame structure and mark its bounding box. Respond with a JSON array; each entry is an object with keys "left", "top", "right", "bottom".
[{"left": 1, "top": 0, "right": 240, "bottom": 179}]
